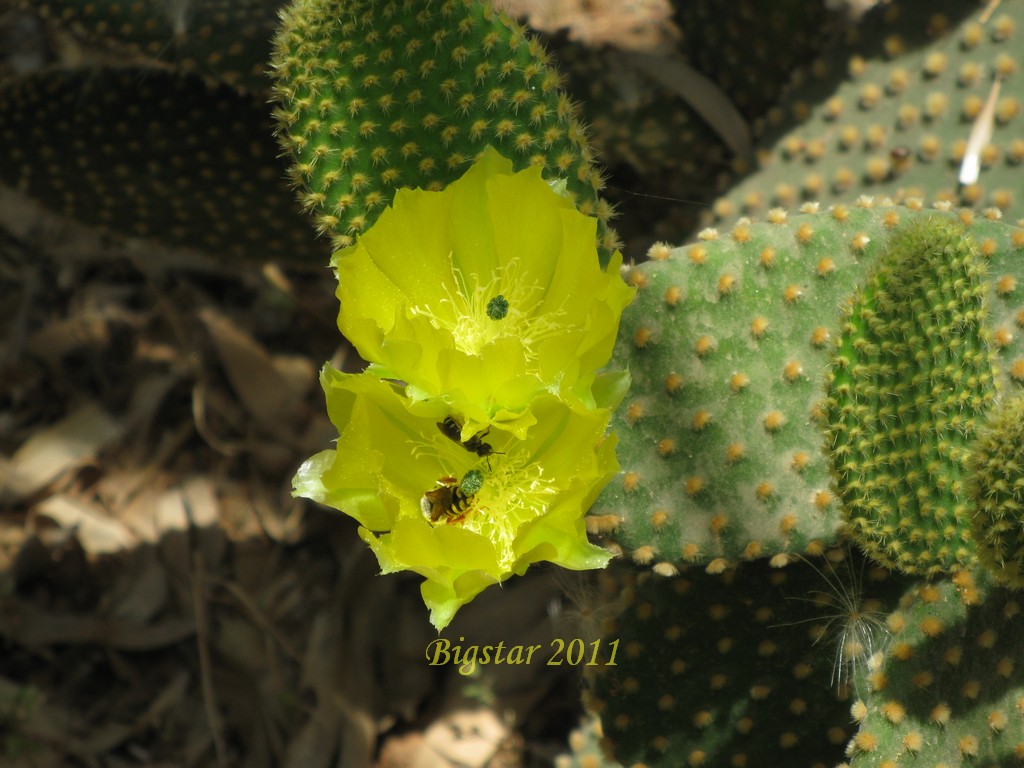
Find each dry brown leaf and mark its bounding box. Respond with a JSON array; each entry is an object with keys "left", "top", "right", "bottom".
[
  {"left": 154, "top": 479, "right": 226, "bottom": 579},
  {"left": 420, "top": 709, "right": 511, "bottom": 768},
  {"left": 283, "top": 701, "right": 341, "bottom": 768},
  {"left": 14, "top": 669, "right": 191, "bottom": 757},
  {"left": 153, "top": 479, "right": 224, "bottom": 544},
  {"left": 198, "top": 307, "right": 305, "bottom": 437},
  {"left": 0, "top": 596, "right": 195, "bottom": 648},
  {"left": 271, "top": 354, "right": 317, "bottom": 405},
  {"left": 180, "top": 476, "right": 227, "bottom": 570},
  {"left": 0, "top": 402, "right": 123, "bottom": 503},
  {"left": 111, "top": 484, "right": 167, "bottom": 543},
  {"left": 495, "top": 0, "right": 679, "bottom": 52},
  {"left": 26, "top": 297, "right": 141, "bottom": 369},
  {"left": 301, "top": 603, "right": 376, "bottom": 768},
  {"left": 109, "top": 552, "right": 170, "bottom": 623},
  {"left": 32, "top": 494, "right": 137, "bottom": 555}
]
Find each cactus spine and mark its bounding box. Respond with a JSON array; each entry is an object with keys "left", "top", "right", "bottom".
[{"left": 270, "top": 0, "right": 617, "bottom": 254}]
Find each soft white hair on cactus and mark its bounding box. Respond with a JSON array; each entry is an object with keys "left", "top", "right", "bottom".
[
  {"left": 164, "top": 0, "right": 192, "bottom": 41},
  {"left": 776, "top": 547, "right": 892, "bottom": 695}
]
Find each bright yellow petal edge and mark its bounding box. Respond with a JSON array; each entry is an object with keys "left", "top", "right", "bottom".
[
  {"left": 296, "top": 148, "right": 634, "bottom": 629},
  {"left": 332, "top": 146, "right": 635, "bottom": 418},
  {"left": 294, "top": 369, "right": 619, "bottom": 629}
]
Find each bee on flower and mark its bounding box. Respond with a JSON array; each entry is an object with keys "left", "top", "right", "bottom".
[
  {"left": 294, "top": 371, "right": 622, "bottom": 629},
  {"left": 293, "top": 148, "right": 634, "bottom": 629}
]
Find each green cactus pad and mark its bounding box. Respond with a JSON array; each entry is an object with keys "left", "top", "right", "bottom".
[
  {"left": 586, "top": 551, "right": 907, "bottom": 768},
  {"left": 825, "top": 218, "right": 995, "bottom": 576},
  {"left": 0, "top": 68, "right": 326, "bottom": 263},
  {"left": 968, "top": 394, "right": 1024, "bottom": 587},
  {"left": 270, "top": 0, "right": 615, "bottom": 254},
  {"left": 22, "top": 0, "right": 283, "bottom": 93},
  {"left": 708, "top": 0, "right": 1023, "bottom": 228},
  {"left": 845, "top": 569, "right": 1024, "bottom": 767},
  {"left": 555, "top": 0, "right": 835, "bottom": 179},
  {"left": 589, "top": 204, "right": 1024, "bottom": 570},
  {"left": 555, "top": 713, "right": 622, "bottom": 768}
]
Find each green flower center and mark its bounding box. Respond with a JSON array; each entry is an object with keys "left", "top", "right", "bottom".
[
  {"left": 486, "top": 295, "right": 510, "bottom": 320},
  {"left": 459, "top": 468, "right": 484, "bottom": 494},
  {"left": 462, "top": 457, "right": 558, "bottom": 568},
  {"left": 409, "top": 257, "right": 567, "bottom": 360},
  {"left": 414, "top": 426, "right": 558, "bottom": 569}
]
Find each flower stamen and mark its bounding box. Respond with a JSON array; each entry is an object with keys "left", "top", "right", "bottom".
[
  {"left": 460, "top": 455, "right": 559, "bottom": 567},
  {"left": 487, "top": 294, "right": 510, "bottom": 320},
  {"left": 409, "top": 256, "right": 569, "bottom": 361}
]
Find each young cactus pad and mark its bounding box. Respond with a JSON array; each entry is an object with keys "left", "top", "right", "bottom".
[
  {"left": 708, "top": 0, "right": 1024, "bottom": 228},
  {"left": 589, "top": 203, "right": 1024, "bottom": 571},
  {"left": 21, "top": 0, "right": 282, "bottom": 93},
  {"left": 271, "top": 0, "right": 615, "bottom": 253},
  {"left": 0, "top": 67, "right": 324, "bottom": 263},
  {"left": 585, "top": 551, "right": 907, "bottom": 768},
  {"left": 844, "top": 570, "right": 1024, "bottom": 767},
  {"left": 968, "top": 394, "right": 1024, "bottom": 587},
  {"left": 825, "top": 217, "right": 995, "bottom": 576}
]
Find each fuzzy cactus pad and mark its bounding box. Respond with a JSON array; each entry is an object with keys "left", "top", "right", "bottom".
[
  {"left": 270, "top": 0, "right": 616, "bottom": 254},
  {"left": 824, "top": 217, "right": 995, "bottom": 576},
  {"left": 589, "top": 203, "right": 1024, "bottom": 571}
]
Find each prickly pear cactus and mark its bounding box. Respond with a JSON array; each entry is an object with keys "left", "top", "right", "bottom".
[
  {"left": 825, "top": 217, "right": 995, "bottom": 577},
  {"left": 968, "top": 394, "right": 1024, "bottom": 588},
  {"left": 589, "top": 204, "right": 1024, "bottom": 572},
  {"left": 555, "top": 0, "right": 836, "bottom": 179},
  {"left": 20, "top": 0, "right": 283, "bottom": 93},
  {"left": 555, "top": 713, "right": 621, "bottom": 768},
  {"left": 843, "top": 569, "right": 1024, "bottom": 767},
  {"left": 0, "top": 67, "right": 325, "bottom": 263},
  {"left": 708, "top": 0, "right": 1024, "bottom": 226},
  {"left": 585, "top": 549, "right": 908, "bottom": 768},
  {"left": 270, "top": 0, "right": 616, "bottom": 253}
]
